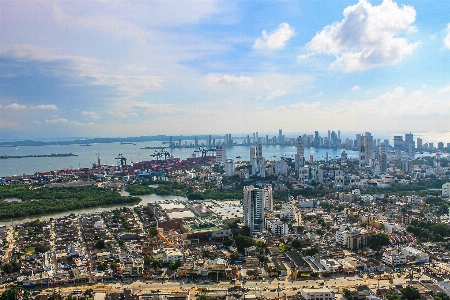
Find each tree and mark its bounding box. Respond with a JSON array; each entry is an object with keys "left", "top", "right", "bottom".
[
  {"left": 149, "top": 226, "right": 159, "bottom": 237},
  {"left": 369, "top": 233, "right": 390, "bottom": 251},
  {"left": 234, "top": 235, "right": 256, "bottom": 253},
  {"left": 230, "top": 252, "right": 241, "bottom": 260},
  {"left": 97, "top": 262, "right": 108, "bottom": 271},
  {"left": 223, "top": 239, "right": 233, "bottom": 247},
  {"left": 291, "top": 239, "right": 303, "bottom": 249},
  {"left": 401, "top": 286, "right": 421, "bottom": 300},
  {"left": 0, "top": 286, "right": 29, "bottom": 300},
  {"left": 303, "top": 247, "right": 319, "bottom": 256},
  {"left": 84, "top": 289, "right": 94, "bottom": 298},
  {"left": 94, "top": 240, "right": 105, "bottom": 249},
  {"left": 343, "top": 289, "right": 355, "bottom": 300},
  {"left": 168, "top": 261, "right": 181, "bottom": 270}
]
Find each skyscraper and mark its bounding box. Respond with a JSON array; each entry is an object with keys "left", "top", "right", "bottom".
[
  {"left": 279, "top": 129, "right": 284, "bottom": 145},
  {"left": 243, "top": 185, "right": 265, "bottom": 233},
  {"left": 295, "top": 136, "right": 305, "bottom": 171},
  {"left": 417, "top": 138, "right": 422, "bottom": 150},
  {"left": 359, "top": 132, "right": 374, "bottom": 169},
  {"left": 225, "top": 159, "right": 235, "bottom": 176},
  {"left": 215, "top": 146, "right": 226, "bottom": 163},
  {"left": 263, "top": 185, "right": 273, "bottom": 211},
  {"left": 250, "top": 143, "right": 264, "bottom": 177}
]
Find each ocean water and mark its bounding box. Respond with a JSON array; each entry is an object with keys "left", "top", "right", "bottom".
[{"left": 0, "top": 141, "right": 358, "bottom": 177}]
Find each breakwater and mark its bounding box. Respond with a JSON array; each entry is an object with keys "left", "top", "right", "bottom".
[{"left": 0, "top": 153, "right": 78, "bottom": 159}]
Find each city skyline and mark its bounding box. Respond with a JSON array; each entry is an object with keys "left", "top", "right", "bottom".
[{"left": 1, "top": 0, "right": 450, "bottom": 140}]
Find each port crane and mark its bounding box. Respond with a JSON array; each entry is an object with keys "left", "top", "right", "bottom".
[
  {"left": 151, "top": 148, "right": 170, "bottom": 161},
  {"left": 193, "top": 147, "right": 216, "bottom": 158},
  {"left": 115, "top": 153, "right": 127, "bottom": 167}
]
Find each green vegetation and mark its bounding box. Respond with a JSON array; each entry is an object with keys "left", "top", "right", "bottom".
[
  {"left": 386, "top": 286, "right": 421, "bottom": 300},
  {"left": 126, "top": 181, "right": 243, "bottom": 200},
  {"left": 0, "top": 286, "right": 29, "bottom": 300},
  {"left": 369, "top": 233, "right": 390, "bottom": 251},
  {"left": 407, "top": 220, "right": 450, "bottom": 242},
  {"left": 0, "top": 185, "right": 141, "bottom": 220},
  {"left": 2, "top": 260, "right": 21, "bottom": 274}
]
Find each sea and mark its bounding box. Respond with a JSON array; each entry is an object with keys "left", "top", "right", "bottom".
[
  {"left": 0, "top": 141, "right": 358, "bottom": 177},
  {"left": 2, "top": 130, "right": 450, "bottom": 178}
]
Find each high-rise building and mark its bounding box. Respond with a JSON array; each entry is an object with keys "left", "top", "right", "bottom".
[
  {"left": 225, "top": 159, "right": 235, "bottom": 176},
  {"left": 380, "top": 153, "right": 387, "bottom": 173},
  {"left": 243, "top": 186, "right": 265, "bottom": 233},
  {"left": 405, "top": 133, "right": 414, "bottom": 150},
  {"left": 341, "top": 151, "right": 347, "bottom": 165},
  {"left": 295, "top": 136, "right": 305, "bottom": 171},
  {"left": 393, "top": 136, "right": 403, "bottom": 149},
  {"left": 279, "top": 129, "right": 283, "bottom": 145},
  {"left": 359, "top": 132, "right": 374, "bottom": 169},
  {"left": 250, "top": 143, "right": 264, "bottom": 177},
  {"left": 401, "top": 157, "right": 412, "bottom": 173},
  {"left": 263, "top": 185, "right": 273, "bottom": 211},
  {"left": 215, "top": 146, "right": 226, "bottom": 163},
  {"left": 417, "top": 138, "right": 422, "bottom": 150}
]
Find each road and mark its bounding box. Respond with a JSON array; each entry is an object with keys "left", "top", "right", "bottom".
[
  {"left": 1, "top": 272, "right": 431, "bottom": 299},
  {"left": 41, "top": 273, "right": 414, "bottom": 299}
]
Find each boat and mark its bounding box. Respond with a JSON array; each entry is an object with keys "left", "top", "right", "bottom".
[{"left": 80, "top": 144, "right": 91, "bottom": 146}]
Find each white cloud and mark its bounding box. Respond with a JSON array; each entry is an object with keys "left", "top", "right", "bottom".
[
  {"left": 351, "top": 86, "right": 361, "bottom": 91},
  {"left": 107, "top": 111, "right": 138, "bottom": 119},
  {"left": 4, "top": 103, "right": 57, "bottom": 110},
  {"left": 1, "top": 45, "right": 164, "bottom": 100},
  {"left": 305, "top": 0, "right": 418, "bottom": 71},
  {"left": 45, "top": 117, "right": 69, "bottom": 124},
  {"left": 205, "top": 74, "right": 254, "bottom": 87},
  {"left": 297, "top": 52, "right": 315, "bottom": 60},
  {"left": 6, "top": 103, "right": 26, "bottom": 109},
  {"left": 267, "top": 89, "right": 286, "bottom": 100},
  {"left": 53, "top": 4, "right": 147, "bottom": 44},
  {"left": 253, "top": 23, "right": 295, "bottom": 50},
  {"left": 439, "top": 86, "right": 450, "bottom": 94},
  {"left": 82, "top": 111, "right": 100, "bottom": 119},
  {"left": 445, "top": 24, "right": 450, "bottom": 49},
  {"left": 36, "top": 105, "right": 57, "bottom": 110}
]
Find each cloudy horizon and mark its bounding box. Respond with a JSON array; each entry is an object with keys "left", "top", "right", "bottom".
[{"left": 1, "top": 0, "right": 450, "bottom": 141}]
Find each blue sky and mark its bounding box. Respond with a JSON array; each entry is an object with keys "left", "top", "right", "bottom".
[{"left": 1, "top": 0, "right": 450, "bottom": 141}]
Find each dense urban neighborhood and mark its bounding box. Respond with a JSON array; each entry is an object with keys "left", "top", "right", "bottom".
[{"left": 2, "top": 132, "right": 450, "bottom": 300}]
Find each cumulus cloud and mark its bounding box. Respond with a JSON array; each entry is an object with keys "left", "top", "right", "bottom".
[
  {"left": 4, "top": 103, "right": 57, "bottom": 110},
  {"left": 36, "top": 105, "right": 57, "bottom": 110},
  {"left": 267, "top": 89, "right": 286, "bottom": 100},
  {"left": 205, "top": 74, "right": 254, "bottom": 87},
  {"left": 445, "top": 24, "right": 450, "bottom": 49},
  {"left": 351, "top": 86, "right": 361, "bottom": 91},
  {"left": 45, "top": 117, "right": 69, "bottom": 124},
  {"left": 82, "top": 111, "right": 100, "bottom": 119},
  {"left": 6, "top": 103, "right": 26, "bottom": 109},
  {"left": 107, "top": 111, "right": 138, "bottom": 118},
  {"left": 439, "top": 86, "right": 450, "bottom": 94},
  {"left": 253, "top": 23, "right": 295, "bottom": 50},
  {"left": 305, "top": 0, "right": 418, "bottom": 71}
]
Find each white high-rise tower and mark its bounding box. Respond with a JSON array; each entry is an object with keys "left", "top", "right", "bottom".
[{"left": 243, "top": 185, "right": 265, "bottom": 233}]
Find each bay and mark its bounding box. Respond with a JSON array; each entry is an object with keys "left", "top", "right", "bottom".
[{"left": 0, "top": 141, "right": 358, "bottom": 177}]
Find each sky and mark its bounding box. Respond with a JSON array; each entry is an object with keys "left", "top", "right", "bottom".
[{"left": 1, "top": 0, "right": 450, "bottom": 141}]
